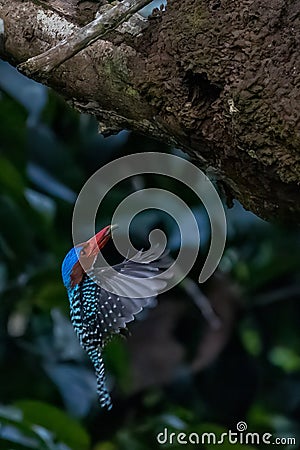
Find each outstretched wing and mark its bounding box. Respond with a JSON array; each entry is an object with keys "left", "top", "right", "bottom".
[{"left": 83, "top": 250, "right": 172, "bottom": 343}]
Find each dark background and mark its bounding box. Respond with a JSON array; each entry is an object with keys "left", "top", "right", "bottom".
[{"left": 0, "top": 59, "right": 300, "bottom": 449}]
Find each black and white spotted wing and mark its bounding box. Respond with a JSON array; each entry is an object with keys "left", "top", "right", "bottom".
[{"left": 82, "top": 250, "right": 172, "bottom": 345}]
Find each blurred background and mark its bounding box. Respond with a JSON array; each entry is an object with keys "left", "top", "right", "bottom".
[{"left": 0, "top": 58, "right": 300, "bottom": 450}]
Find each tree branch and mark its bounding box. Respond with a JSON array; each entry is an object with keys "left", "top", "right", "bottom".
[
  {"left": 18, "top": 0, "right": 152, "bottom": 76},
  {"left": 1, "top": 0, "right": 299, "bottom": 222}
]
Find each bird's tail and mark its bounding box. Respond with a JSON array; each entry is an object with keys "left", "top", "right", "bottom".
[{"left": 87, "top": 346, "right": 112, "bottom": 410}]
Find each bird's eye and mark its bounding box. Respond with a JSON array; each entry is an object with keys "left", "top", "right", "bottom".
[{"left": 80, "top": 249, "right": 86, "bottom": 256}]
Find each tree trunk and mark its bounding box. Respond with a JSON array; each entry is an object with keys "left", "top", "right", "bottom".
[{"left": 1, "top": 0, "right": 299, "bottom": 222}]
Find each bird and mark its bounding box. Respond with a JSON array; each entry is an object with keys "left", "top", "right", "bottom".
[{"left": 61, "top": 224, "right": 171, "bottom": 410}]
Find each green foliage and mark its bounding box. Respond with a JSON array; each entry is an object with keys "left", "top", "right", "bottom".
[
  {"left": 0, "top": 59, "right": 300, "bottom": 450},
  {"left": 16, "top": 401, "right": 90, "bottom": 450},
  {"left": 0, "top": 402, "right": 89, "bottom": 450}
]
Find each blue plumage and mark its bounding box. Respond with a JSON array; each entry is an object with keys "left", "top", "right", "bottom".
[{"left": 61, "top": 246, "right": 82, "bottom": 289}]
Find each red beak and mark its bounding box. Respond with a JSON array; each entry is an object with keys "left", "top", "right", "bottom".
[
  {"left": 71, "top": 225, "right": 118, "bottom": 287},
  {"left": 85, "top": 224, "right": 117, "bottom": 256}
]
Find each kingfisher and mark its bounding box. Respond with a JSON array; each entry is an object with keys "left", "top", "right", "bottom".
[{"left": 61, "top": 224, "right": 171, "bottom": 410}]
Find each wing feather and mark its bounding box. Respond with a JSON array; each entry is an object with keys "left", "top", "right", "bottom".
[{"left": 82, "top": 251, "right": 172, "bottom": 341}]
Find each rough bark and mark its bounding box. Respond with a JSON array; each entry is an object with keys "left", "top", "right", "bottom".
[{"left": 0, "top": 0, "right": 299, "bottom": 223}]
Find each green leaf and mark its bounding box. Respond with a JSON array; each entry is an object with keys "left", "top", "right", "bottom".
[
  {"left": 269, "top": 346, "right": 300, "bottom": 373},
  {"left": 93, "top": 442, "right": 118, "bottom": 450},
  {"left": 0, "top": 195, "right": 32, "bottom": 264},
  {"left": 14, "top": 401, "right": 90, "bottom": 450},
  {"left": 0, "top": 90, "right": 27, "bottom": 166},
  {"left": 0, "top": 157, "right": 25, "bottom": 198},
  {"left": 240, "top": 320, "right": 262, "bottom": 357},
  {"left": 0, "top": 438, "right": 38, "bottom": 450},
  {"left": 0, "top": 405, "right": 49, "bottom": 450},
  {"left": 32, "top": 282, "right": 66, "bottom": 310}
]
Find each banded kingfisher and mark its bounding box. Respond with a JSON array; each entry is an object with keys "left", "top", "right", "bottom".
[{"left": 61, "top": 225, "right": 171, "bottom": 410}]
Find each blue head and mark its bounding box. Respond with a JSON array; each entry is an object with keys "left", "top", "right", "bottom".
[
  {"left": 61, "top": 246, "right": 82, "bottom": 289},
  {"left": 61, "top": 225, "right": 115, "bottom": 291}
]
